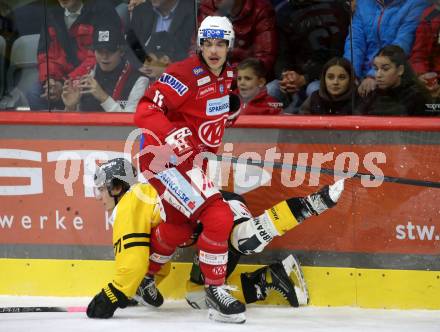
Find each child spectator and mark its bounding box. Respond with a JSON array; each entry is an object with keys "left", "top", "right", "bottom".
[
  {"left": 409, "top": 2, "right": 440, "bottom": 101},
  {"left": 27, "top": 0, "right": 121, "bottom": 110},
  {"left": 136, "top": 31, "right": 177, "bottom": 149},
  {"left": 61, "top": 23, "right": 148, "bottom": 112},
  {"left": 236, "top": 57, "right": 283, "bottom": 115},
  {"left": 356, "top": 45, "right": 434, "bottom": 116},
  {"left": 197, "top": 0, "right": 278, "bottom": 75},
  {"left": 138, "top": 31, "right": 177, "bottom": 83},
  {"left": 344, "top": 0, "right": 429, "bottom": 98},
  {"left": 300, "top": 57, "right": 356, "bottom": 115}
]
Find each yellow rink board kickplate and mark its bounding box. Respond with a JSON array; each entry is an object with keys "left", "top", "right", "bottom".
[{"left": 1, "top": 259, "right": 439, "bottom": 309}]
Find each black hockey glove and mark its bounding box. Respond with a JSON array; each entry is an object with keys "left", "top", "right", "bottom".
[
  {"left": 226, "top": 93, "right": 241, "bottom": 127},
  {"left": 86, "top": 283, "right": 129, "bottom": 319}
]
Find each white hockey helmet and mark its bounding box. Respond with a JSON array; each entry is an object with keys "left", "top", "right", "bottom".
[{"left": 197, "top": 16, "right": 235, "bottom": 49}]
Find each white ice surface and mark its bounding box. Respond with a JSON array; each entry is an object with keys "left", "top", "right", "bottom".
[{"left": 0, "top": 296, "right": 439, "bottom": 332}]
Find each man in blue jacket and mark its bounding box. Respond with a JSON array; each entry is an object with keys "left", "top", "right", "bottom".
[{"left": 344, "top": 0, "right": 429, "bottom": 97}]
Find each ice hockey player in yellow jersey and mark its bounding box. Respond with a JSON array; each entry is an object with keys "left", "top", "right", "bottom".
[{"left": 86, "top": 158, "right": 162, "bottom": 318}]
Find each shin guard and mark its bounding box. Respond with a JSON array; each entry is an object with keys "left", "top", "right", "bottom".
[{"left": 149, "top": 223, "right": 193, "bottom": 274}]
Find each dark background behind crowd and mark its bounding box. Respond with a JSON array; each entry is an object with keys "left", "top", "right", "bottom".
[{"left": 0, "top": 0, "right": 438, "bottom": 115}]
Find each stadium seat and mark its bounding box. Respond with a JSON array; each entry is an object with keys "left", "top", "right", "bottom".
[{"left": 0, "top": 34, "right": 39, "bottom": 108}]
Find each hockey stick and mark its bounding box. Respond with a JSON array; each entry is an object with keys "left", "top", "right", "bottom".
[
  {"left": 219, "top": 156, "right": 440, "bottom": 189},
  {"left": 0, "top": 306, "right": 86, "bottom": 313}
]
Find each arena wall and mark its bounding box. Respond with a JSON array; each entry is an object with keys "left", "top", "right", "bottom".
[{"left": 1, "top": 112, "right": 439, "bottom": 309}]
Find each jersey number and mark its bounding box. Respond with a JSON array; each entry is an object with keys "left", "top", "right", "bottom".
[{"left": 153, "top": 90, "right": 164, "bottom": 107}]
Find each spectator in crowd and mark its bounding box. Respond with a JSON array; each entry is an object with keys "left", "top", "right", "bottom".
[
  {"left": 197, "top": 0, "right": 278, "bottom": 75},
  {"left": 409, "top": 1, "right": 440, "bottom": 101},
  {"left": 27, "top": 0, "right": 121, "bottom": 110},
  {"left": 110, "top": 0, "right": 125, "bottom": 6},
  {"left": 61, "top": 23, "right": 148, "bottom": 112},
  {"left": 356, "top": 45, "right": 434, "bottom": 116},
  {"left": 299, "top": 57, "right": 356, "bottom": 115},
  {"left": 350, "top": 0, "right": 357, "bottom": 12},
  {"left": 345, "top": 0, "right": 429, "bottom": 98},
  {"left": 0, "top": 1, "right": 16, "bottom": 45},
  {"left": 0, "top": 1, "right": 16, "bottom": 96},
  {"left": 267, "top": 0, "right": 350, "bottom": 114},
  {"left": 7, "top": 0, "right": 43, "bottom": 37},
  {"left": 236, "top": 57, "right": 283, "bottom": 115},
  {"left": 126, "top": 0, "right": 194, "bottom": 70},
  {"left": 138, "top": 30, "right": 177, "bottom": 83},
  {"left": 127, "top": 0, "right": 144, "bottom": 12}
]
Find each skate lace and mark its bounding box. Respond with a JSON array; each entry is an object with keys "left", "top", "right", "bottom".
[
  {"left": 212, "top": 285, "right": 238, "bottom": 307},
  {"left": 142, "top": 278, "right": 158, "bottom": 300}
]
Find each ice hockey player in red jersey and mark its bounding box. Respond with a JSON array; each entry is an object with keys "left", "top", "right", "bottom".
[{"left": 134, "top": 16, "right": 245, "bottom": 323}]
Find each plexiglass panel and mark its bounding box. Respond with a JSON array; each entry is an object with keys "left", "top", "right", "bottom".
[{"left": 0, "top": 0, "right": 438, "bottom": 115}]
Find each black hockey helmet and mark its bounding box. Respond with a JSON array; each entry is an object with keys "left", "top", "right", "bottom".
[{"left": 94, "top": 158, "right": 138, "bottom": 196}]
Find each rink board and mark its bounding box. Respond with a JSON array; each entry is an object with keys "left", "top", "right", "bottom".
[
  {"left": 1, "top": 258, "right": 440, "bottom": 310},
  {"left": 1, "top": 113, "right": 440, "bottom": 309}
]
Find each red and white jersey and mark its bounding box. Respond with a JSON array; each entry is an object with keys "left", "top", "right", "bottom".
[
  {"left": 239, "top": 87, "right": 283, "bottom": 115},
  {"left": 135, "top": 55, "right": 234, "bottom": 153}
]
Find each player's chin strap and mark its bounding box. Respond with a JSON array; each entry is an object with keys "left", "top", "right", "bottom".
[{"left": 109, "top": 189, "right": 125, "bottom": 207}]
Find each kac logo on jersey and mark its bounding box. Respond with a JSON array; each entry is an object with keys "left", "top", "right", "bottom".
[
  {"left": 219, "top": 84, "right": 224, "bottom": 94},
  {"left": 159, "top": 73, "right": 188, "bottom": 96},
  {"left": 198, "top": 117, "right": 228, "bottom": 147},
  {"left": 192, "top": 66, "right": 205, "bottom": 76},
  {"left": 206, "top": 95, "right": 229, "bottom": 116},
  {"left": 202, "top": 29, "right": 224, "bottom": 39}
]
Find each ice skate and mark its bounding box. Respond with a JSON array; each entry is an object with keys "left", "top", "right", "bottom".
[
  {"left": 241, "top": 261, "right": 299, "bottom": 307},
  {"left": 205, "top": 285, "right": 246, "bottom": 324},
  {"left": 281, "top": 254, "right": 309, "bottom": 305},
  {"left": 134, "top": 276, "right": 164, "bottom": 308}
]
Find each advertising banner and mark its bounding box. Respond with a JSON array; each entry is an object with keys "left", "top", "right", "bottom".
[{"left": 1, "top": 118, "right": 439, "bottom": 270}]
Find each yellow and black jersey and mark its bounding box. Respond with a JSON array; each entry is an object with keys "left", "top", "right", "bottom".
[{"left": 110, "top": 183, "right": 161, "bottom": 298}]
